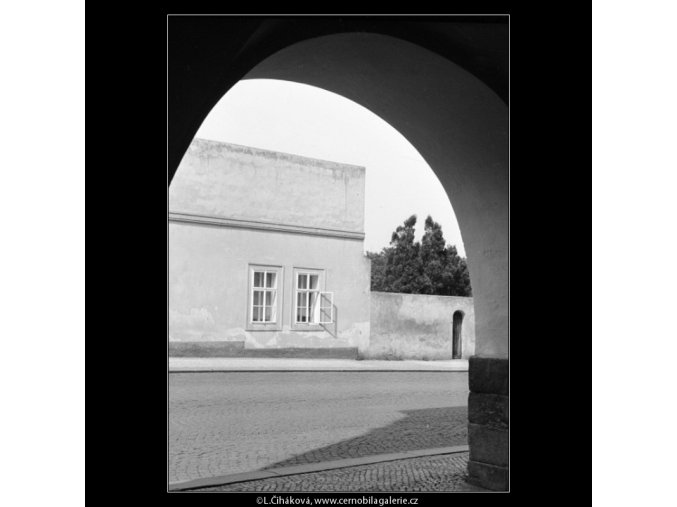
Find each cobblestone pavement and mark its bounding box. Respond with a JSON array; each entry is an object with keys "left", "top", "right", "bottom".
[
  {"left": 169, "top": 372, "right": 468, "bottom": 484},
  {"left": 194, "top": 453, "right": 484, "bottom": 492}
]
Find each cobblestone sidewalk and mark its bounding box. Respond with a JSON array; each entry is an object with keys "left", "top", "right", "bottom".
[
  {"left": 192, "top": 453, "right": 486, "bottom": 492},
  {"left": 169, "top": 372, "right": 468, "bottom": 483}
]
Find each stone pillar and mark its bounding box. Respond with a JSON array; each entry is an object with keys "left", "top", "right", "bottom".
[{"left": 467, "top": 356, "right": 509, "bottom": 491}]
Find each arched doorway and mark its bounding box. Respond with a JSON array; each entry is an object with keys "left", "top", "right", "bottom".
[
  {"left": 452, "top": 311, "right": 464, "bottom": 359},
  {"left": 169, "top": 27, "right": 509, "bottom": 491},
  {"left": 241, "top": 33, "right": 508, "bottom": 355}
]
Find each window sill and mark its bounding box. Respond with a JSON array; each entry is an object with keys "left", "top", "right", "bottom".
[
  {"left": 246, "top": 323, "right": 282, "bottom": 332},
  {"left": 290, "top": 323, "right": 326, "bottom": 332}
]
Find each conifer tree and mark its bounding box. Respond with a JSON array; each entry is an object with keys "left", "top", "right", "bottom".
[{"left": 367, "top": 214, "right": 472, "bottom": 296}]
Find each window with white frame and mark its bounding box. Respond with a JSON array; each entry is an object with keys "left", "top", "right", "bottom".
[
  {"left": 249, "top": 267, "right": 280, "bottom": 324},
  {"left": 294, "top": 271, "right": 333, "bottom": 325}
]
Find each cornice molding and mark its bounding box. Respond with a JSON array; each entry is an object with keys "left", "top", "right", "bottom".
[{"left": 168, "top": 211, "right": 365, "bottom": 241}]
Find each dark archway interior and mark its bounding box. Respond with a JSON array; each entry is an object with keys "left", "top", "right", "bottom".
[{"left": 168, "top": 16, "right": 508, "bottom": 182}]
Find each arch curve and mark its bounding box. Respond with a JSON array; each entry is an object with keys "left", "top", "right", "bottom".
[
  {"left": 237, "top": 32, "right": 508, "bottom": 358},
  {"left": 169, "top": 26, "right": 509, "bottom": 490}
]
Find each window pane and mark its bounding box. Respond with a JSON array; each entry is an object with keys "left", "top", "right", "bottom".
[
  {"left": 264, "top": 306, "right": 272, "bottom": 322},
  {"left": 298, "top": 274, "right": 307, "bottom": 289},
  {"left": 296, "top": 289, "right": 307, "bottom": 322},
  {"left": 265, "top": 291, "right": 275, "bottom": 306},
  {"left": 320, "top": 293, "right": 333, "bottom": 323},
  {"left": 252, "top": 306, "right": 262, "bottom": 322},
  {"left": 265, "top": 272, "right": 276, "bottom": 288},
  {"left": 253, "top": 272, "right": 264, "bottom": 288},
  {"left": 309, "top": 274, "right": 319, "bottom": 290},
  {"left": 253, "top": 291, "right": 263, "bottom": 305},
  {"left": 309, "top": 292, "right": 319, "bottom": 323}
]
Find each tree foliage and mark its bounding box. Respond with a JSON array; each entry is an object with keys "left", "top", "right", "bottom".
[{"left": 367, "top": 215, "right": 472, "bottom": 297}]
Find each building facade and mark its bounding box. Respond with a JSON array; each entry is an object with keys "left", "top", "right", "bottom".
[
  {"left": 168, "top": 138, "right": 475, "bottom": 358},
  {"left": 169, "top": 139, "right": 372, "bottom": 353}
]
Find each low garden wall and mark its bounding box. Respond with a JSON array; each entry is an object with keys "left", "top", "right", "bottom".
[{"left": 365, "top": 292, "right": 475, "bottom": 360}]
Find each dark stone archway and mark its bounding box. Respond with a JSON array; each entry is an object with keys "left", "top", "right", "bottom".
[
  {"left": 168, "top": 17, "right": 508, "bottom": 183},
  {"left": 168, "top": 18, "right": 509, "bottom": 491}
]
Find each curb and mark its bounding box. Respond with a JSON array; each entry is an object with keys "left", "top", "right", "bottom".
[
  {"left": 169, "top": 369, "right": 468, "bottom": 373},
  {"left": 168, "top": 445, "right": 469, "bottom": 491}
]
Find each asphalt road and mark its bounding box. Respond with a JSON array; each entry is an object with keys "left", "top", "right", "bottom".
[{"left": 168, "top": 371, "right": 469, "bottom": 484}]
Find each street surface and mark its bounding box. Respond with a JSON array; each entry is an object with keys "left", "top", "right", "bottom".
[
  {"left": 169, "top": 371, "right": 468, "bottom": 484},
  {"left": 195, "top": 453, "right": 483, "bottom": 492}
]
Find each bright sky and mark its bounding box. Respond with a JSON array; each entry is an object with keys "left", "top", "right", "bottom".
[{"left": 194, "top": 79, "right": 465, "bottom": 256}]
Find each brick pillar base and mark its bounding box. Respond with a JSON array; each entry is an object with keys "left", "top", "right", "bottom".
[{"left": 467, "top": 356, "right": 509, "bottom": 491}]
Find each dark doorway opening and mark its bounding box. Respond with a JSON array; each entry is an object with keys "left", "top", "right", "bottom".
[{"left": 452, "top": 311, "right": 464, "bottom": 359}]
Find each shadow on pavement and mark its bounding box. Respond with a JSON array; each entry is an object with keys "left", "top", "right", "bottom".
[{"left": 261, "top": 405, "right": 467, "bottom": 470}]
